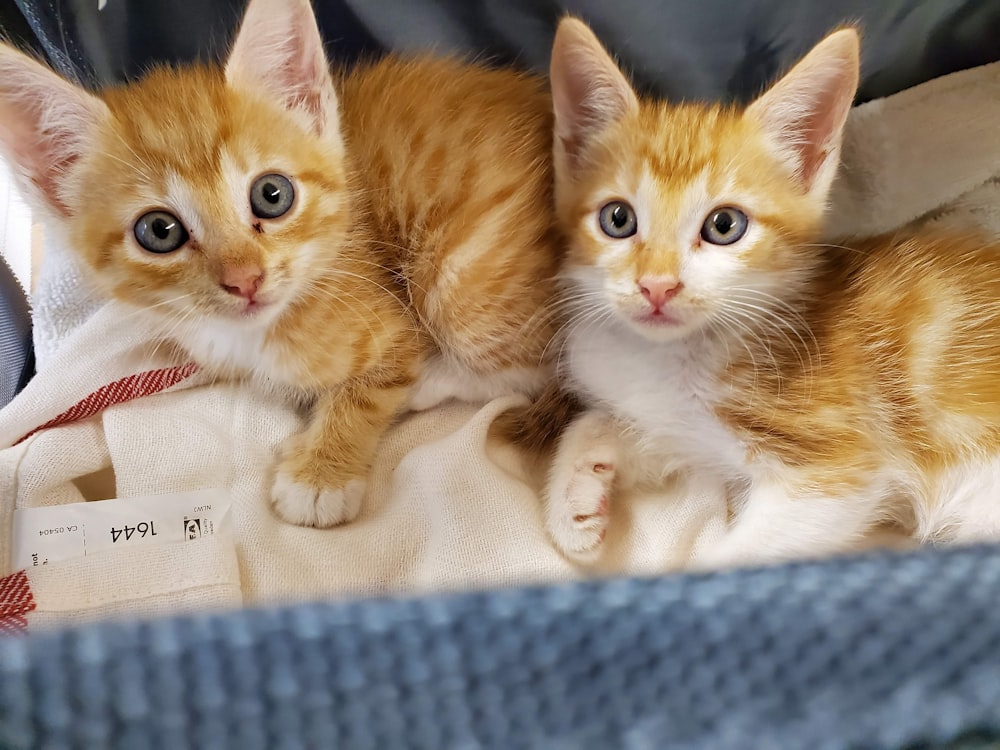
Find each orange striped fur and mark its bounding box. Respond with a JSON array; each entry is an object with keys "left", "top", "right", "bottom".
[
  {"left": 544, "top": 18, "right": 1000, "bottom": 568},
  {"left": 0, "top": 0, "right": 563, "bottom": 527}
]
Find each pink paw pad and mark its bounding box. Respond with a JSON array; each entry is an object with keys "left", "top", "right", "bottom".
[{"left": 573, "top": 495, "right": 609, "bottom": 523}]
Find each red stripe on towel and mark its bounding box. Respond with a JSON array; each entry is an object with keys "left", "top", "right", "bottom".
[
  {"left": 14, "top": 363, "right": 200, "bottom": 446},
  {"left": 0, "top": 571, "right": 36, "bottom": 635}
]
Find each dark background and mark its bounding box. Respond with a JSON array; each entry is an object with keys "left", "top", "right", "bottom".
[{"left": 3, "top": 0, "right": 1000, "bottom": 104}]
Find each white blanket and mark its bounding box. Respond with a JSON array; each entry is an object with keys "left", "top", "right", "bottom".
[{"left": 2, "top": 60, "right": 1000, "bottom": 627}]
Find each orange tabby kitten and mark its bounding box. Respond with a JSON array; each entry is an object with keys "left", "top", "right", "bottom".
[
  {"left": 546, "top": 18, "right": 1000, "bottom": 568},
  {"left": 0, "top": 0, "right": 560, "bottom": 527}
]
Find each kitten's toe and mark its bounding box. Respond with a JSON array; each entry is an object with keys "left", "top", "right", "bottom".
[
  {"left": 271, "top": 471, "right": 367, "bottom": 528},
  {"left": 546, "top": 459, "right": 616, "bottom": 562}
]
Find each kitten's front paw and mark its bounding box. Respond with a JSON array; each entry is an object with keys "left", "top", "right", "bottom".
[
  {"left": 546, "top": 452, "right": 617, "bottom": 563},
  {"left": 271, "top": 466, "right": 367, "bottom": 528}
]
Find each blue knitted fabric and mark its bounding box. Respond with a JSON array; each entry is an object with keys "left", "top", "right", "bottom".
[{"left": 1, "top": 543, "right": 999, "bottom": 749}]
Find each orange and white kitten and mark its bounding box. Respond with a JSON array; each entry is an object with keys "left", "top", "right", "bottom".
[
  {"left": 546, "top": 18, "right": 1000, "bottom": 568},
  {"left": 0, "top": 0, "right": 560, "bottom": 527}
]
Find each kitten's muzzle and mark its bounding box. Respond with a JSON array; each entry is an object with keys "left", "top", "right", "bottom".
[
  {"left": 638, "top": 277, "right": 683, "bottom": 312},
  {"left": 220, "top": 266, "right": 265, "bottom": 302}
]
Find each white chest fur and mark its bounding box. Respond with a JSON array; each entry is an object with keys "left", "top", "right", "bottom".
[
  {"left": 178, "top": 317, "right": 299, "bottom": 389},
  {"left": 564, "top": 323, "right": 747, "bottom": 476}
]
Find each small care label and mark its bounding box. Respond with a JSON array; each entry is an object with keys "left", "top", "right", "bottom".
[{"left": 11, "top": 488, "right": 232, "bottom": 570}]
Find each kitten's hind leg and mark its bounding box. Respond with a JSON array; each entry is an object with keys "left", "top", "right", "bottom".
[
  {"left": 691, "top": 478, "right": 885, "bottom": 571},
  {"left": 921, "top": 458, "right": 1000, "bottom": 545},
  {"left": 545, "top": 409, "right": 625, "bottom": 562},
  {"left": 407, "top": 353, "right": 548, "bottom": 412}
]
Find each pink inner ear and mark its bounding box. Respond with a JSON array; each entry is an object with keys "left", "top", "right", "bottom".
[
  {"left": 801, "top": 59, "right": 858, "bottom": 186},
  {"left": 224, "top": 0, "right": 337, "bottom": 136},
  {"left": 557, "top": 96, "right": 606, "bottom": 170},
  {"left": 798, "top": 107, "right": 835, "bottom": 186},
  {"left": 33, "top": 129, "right": 82, "bottom": 215},
  {"left": 0, "top": 49, "right": 107, "bottom": 218},
  {"left": 748, "top": 29, "right": 859, "bottom": 194},
  {"left": 551, "top": 18, "right": 639, "bottom": 172},
  {"left": 286, "top": 49, "right": 329, "bottom": 129}
]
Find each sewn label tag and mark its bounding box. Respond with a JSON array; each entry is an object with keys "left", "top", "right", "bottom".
[{"left": 11, "top": 488, "right": 232, "bottom": 570}]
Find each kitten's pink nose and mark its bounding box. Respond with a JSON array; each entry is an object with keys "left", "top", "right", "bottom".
[
  {"left": 220, "top": 266, "right": 264, "bottom": 301},
  {"left": 638, "top": 277, "right": 682, "bottom": 310}
]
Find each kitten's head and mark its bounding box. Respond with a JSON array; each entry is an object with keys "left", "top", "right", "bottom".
[
  {"left": 550, "top": 19, "right": 859, "bottom": 342},
  {"left": 0, "top": 0, "right": 347, "bottom": 327}
]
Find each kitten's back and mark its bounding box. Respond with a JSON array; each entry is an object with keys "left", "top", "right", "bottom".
[
  {"left": 719, "top": 228, "right": 1000, "bottom": 484},
  {"left": 339, "top": 57, "right": 561, "bottom": 373},
  {"left": 843, "top": 229, "right": 1000, "bottom": 437}
]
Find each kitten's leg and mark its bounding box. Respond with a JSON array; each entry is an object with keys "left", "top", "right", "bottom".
[
  {"left": 545, "top": 409, "right": 628, "bottom": 561},
  {"left": 407, "top": 353, "right": 548, "bottom": 412},
  {"left": 271, "top": 367, "right": 415, "bottom": 528},
  {"left": 691, "top": 478, "right": 884, "bottom": 571}
]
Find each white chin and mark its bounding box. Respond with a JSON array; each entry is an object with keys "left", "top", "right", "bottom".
[
  {"left": 251, "top": 301, "right": 288, "bottom": 325},
  {"left": 219, "top": 299, "right": 283, "bottom": 326},
  {"left": 622, "top": 315, "right": 695, "bottom": 342}
]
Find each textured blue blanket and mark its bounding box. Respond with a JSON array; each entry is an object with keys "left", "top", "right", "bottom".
[{"left": 1, "top": 543, "right": 998, "bottom": 749}]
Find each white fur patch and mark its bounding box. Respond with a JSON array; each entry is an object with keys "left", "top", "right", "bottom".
[
  {"left": 564, "top": 316, "right": 746, "bottom": 479},
  {"left": 221, "top": 150, "right": 254, "bottom": 226},
  {"left": 161, "top": 171, "right": 204, "bottom": 241},
  {"left": 272, "top": 473, "right": 366, "bottom": 528},
  {"left": 919, "top": 458, "right": 1000, "bottom": 544},
  {"left": 691, "top": 475, "right": 889, "bottom": 570},
  {"left": 178, "top": 314, "right": 301, "bottom": 391},
  {"left": 407, "top": 354, "right": 547, "bottom": 412}
]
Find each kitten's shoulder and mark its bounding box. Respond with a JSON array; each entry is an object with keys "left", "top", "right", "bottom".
[
  {"left": 819, "top": 226, "right": 1000, "bottom": 286},
  {"left": 851, "top": 225, "right": 1000, "bottom": 256},
  {"left": 819, "top": 226, "right": 1000, "bottom": 330}
]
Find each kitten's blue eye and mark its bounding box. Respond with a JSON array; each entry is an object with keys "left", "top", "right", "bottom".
[
  {"left": 134, "top": 210, "right": 189, "bottom": 254},
  {"left": 701, "top": 207, "right": 748, "bottom": 246},
  {"left": 250, "top": 173, "right": 295, "bottom": 219},
  {"left": 598, "top": 200, "right": 637, "bottom": 239}
]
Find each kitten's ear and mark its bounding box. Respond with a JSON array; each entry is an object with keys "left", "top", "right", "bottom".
[
  {"left": 0, "top": 44, "right": 109, "bottom": 217},
  {"left": 747, "top": 28, "right": 860, "bottom": 199},
  {"left": 225, "top": 0, "right": 339, "bottom": 138},
  {"left": 550, "top": 17, "right": 639, "bottom": 174}
]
